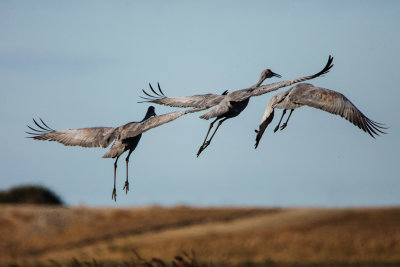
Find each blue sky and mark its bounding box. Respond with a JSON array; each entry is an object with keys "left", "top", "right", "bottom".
[{"left": 0, "top": 1, "right": 399, "bottom": 207}]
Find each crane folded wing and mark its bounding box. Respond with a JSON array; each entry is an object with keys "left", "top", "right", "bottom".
[{"left": 199, "top": 103, "right": 230, "bottom": 120}]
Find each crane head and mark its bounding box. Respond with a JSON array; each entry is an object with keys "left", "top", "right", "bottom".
[
  {"left": 148, "top": 106, "right": 157, "bottom": 117},
  {"left": 254, "top": 69, "right": 282, "bottom": 87},
  {"left": 261, "top": 69, "right": 282, "bottom": 79}
]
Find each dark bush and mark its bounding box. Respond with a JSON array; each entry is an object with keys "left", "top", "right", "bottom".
[{"left": 0, "top": 185, "right": 63, "bottom": 205}]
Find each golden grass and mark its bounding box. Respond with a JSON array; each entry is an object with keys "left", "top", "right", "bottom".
[
  {"left": 1, "top": 205, "right": 399, "bottom": 266},
  {"left": 0, "top": 204, "right": 273, "bottom": 264}
]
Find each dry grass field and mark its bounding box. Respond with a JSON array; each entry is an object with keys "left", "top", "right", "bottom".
[{"left": 1, "top": 205, "right": 399, "bottom": 266}]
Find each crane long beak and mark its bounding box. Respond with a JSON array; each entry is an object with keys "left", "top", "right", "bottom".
[{"left": 271, "top": 72, "right": 282, "bottom": 78}]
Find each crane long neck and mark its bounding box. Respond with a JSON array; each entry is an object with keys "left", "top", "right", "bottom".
[
  {"left": 251, "top": 75, "right": 267, "bottom": 88},
  {"left": 141, "top": 109, "right": 154, "bottom": 122}
]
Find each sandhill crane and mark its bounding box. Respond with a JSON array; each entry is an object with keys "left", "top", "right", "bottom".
[
  {"left": 26, "top": 106, "right": 204, "bottom": 201},
  {"left": 140, "top": 56, "right": 334, "bottom": 156},
  {"left": 254, "top": 83, "right": 387, "bottom": 148}
]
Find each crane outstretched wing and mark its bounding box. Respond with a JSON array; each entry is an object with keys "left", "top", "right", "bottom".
[
  {"left": 248, "top": 55, "right": 334, "bottom": 98},
  {"left": 26, "top": 118, "right": 118, "bottom": 148},
  {"left": 118, "top": 108, "right": 206, "bottom": 140},
  {"left": 291, "top": 85, "right": 387, "bottom": 138},
  {"left": 139, "top": 83, "right": 225, "bottom": 109}
]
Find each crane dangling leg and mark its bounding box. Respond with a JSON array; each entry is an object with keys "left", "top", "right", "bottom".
[
  {"left": 112, "top": 156, "right": 120, "bottom": 201},
  {"left": 197, "top": 118, "right": 219, "bottom": 157},
  {"left": 197, "top": 118, "right": 227, "bottom": 157},
  {"left": 280, "top": 109, "right": 294, "bottom": 131},
  {"left": 123, "top": 150, "right": 133, "bottom": 194},
  {"left": 274, "top": 109, "right": 287, "bottom": 132},
  {"left": 200, "top": 118, "right": 219, "bottom": 147}
]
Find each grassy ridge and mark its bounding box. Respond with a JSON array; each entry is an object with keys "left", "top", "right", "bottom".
[{"left": 1, "top": 205, "right": 399, "bottom": 266}]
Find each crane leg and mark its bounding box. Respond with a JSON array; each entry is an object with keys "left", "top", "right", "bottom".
[
  {"left": 197, "top": 118, "right": 227, "bottom": 157},
  {"left": 274, "top": 109, "right": 286, "bottom": 132},
  {"left": 196, "top": 118, "right": 218, "bottom": 157},
  {"left": 112, "top": 156, "right": 120, "bottom": 201},
  {"left": 123, "top": 150, "right": 133, "bottom": 194},
  {"left": 280, "top": 109, "right": 294, "bottom": 131},
  {"left": 200, "top": 118, "right": 219, "bottom": 146},
  {"left": 207, "top": 118, "right": 226, "bottom": 144}
]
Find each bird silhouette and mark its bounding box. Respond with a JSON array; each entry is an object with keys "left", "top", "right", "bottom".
[
  {"left": 140, "top": 56, "right": 333, "bottom": 156},
  {"left": 26, "top": 106, "right": 204, "bottom": 201},
  {"left": 254, "top": 83, "right": 387, "bottom": 148}
]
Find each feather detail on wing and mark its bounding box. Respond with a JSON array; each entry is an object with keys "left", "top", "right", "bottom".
[
  {"left": 102, "top": 140, "right": 125, "bottom": 158},
  {"left": 199, "top": 104, "right": 230, "bottom": 120},
  {"left": 26, "top": 119, "right": 117, "bottom": 148},
  {"left": 138, "top": 83, "right": 225, "bottom": 109},
  {"left": 249, "top": 55, "right": 334, "bottom": 98},
  {"left": 290, "top": 85, "right": 387, "bottom": 138}
]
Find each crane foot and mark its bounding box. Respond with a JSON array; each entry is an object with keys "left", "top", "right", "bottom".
[
  {"left": 197, "top": 141, "right": 210, "bottom": 157},
  {"left": 274, "top": 125, "right": 279, "bottom": 132},
  {"left": 196, "top": 146, "right": 204, "bottom": 157},
  {"left": 123, "top": 181, "right": 129, "bottom": 194},
  {"left": 280, "top": 123, "right": 287, "bottom": 131},
  {"left": 111, "top": 188, "right": 117, "bottom": 202}
]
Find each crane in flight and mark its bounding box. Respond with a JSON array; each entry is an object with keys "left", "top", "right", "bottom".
[
  {"left": 254, "top": 83, "right": 387, "bottom": 148},
  {"left": 26, "top": 106, "right": 204, "bottom": 201},
  {"left": 140, "top": 56, "right": 334, "bottom": 156}
]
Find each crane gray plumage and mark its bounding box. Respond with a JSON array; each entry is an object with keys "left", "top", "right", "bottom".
[
  {"left": 254, "top": 83, "right": 387, "bottom": 148},
  {"left": 26, "top": 106, "right": 204, "bottom": 201},
  {"left": 141, "top": 56, "right": 334, "bottom": 156},
  {"left": 140, "top": 83, "right": 226, "bottom": 109}
]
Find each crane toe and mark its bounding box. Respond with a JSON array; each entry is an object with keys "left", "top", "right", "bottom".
[
  {"left": 111, "top": 188, "right": 117, "bottom": 202},
  {"left": 197, "top": 141, "right": 211, "bottom": 157},
  {"left": 123, "top": 181, "right": 129, "bottom": 194},
  {"left": 196, "top": 147, "right": 203, "bottom": 157}
]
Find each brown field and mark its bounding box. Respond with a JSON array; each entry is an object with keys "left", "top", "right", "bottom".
[{"left": 1, "top": 205, "right": 400, "bottom": 266}]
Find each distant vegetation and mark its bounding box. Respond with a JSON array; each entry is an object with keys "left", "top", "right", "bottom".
[{"left": 0, "top": 185, "right": 63, "bottom": 205}]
